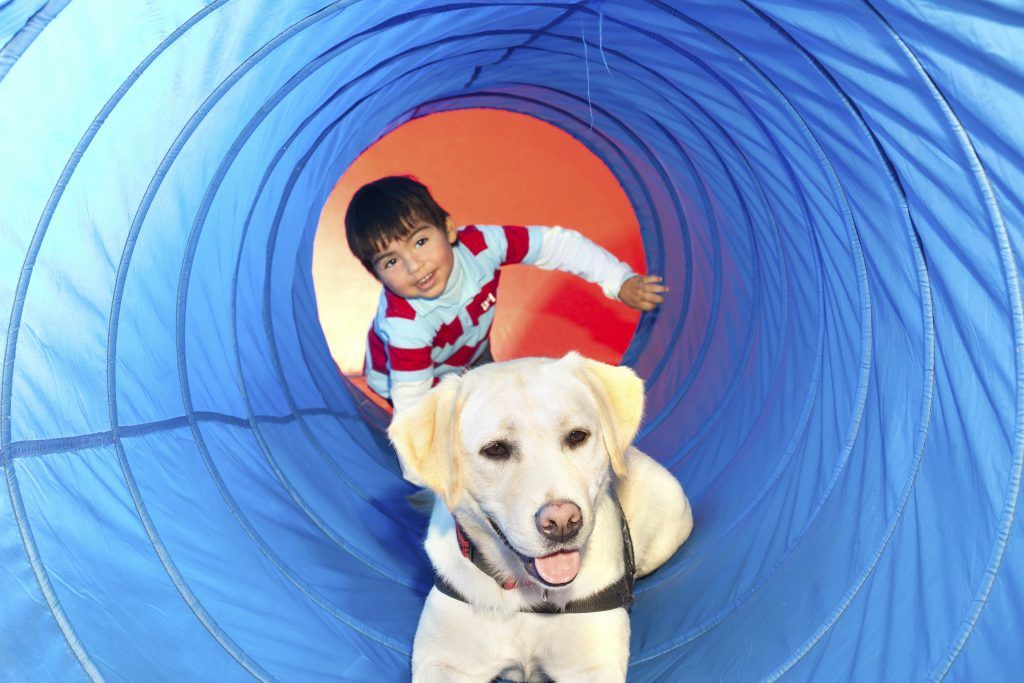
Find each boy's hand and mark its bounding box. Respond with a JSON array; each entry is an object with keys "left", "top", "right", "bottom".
[{"left": 619, "top": 274, "right": 667, "bottom": 312}]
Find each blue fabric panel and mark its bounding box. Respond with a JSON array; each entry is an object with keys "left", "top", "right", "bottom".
[
  {"left": 946, "top": 503, "right": 1024, "bottom": 682},
  {"left": 2, "top": 1, "right": 1023, "bottom": 680},
  {"left": 16, "top": 446, "right": 252, "bottom": 680},
  {"left": 0, "top": 484, "right": 87, "bottom": 680},
  {"left": 0, "top": 0, "right": 210, "bottom": 441},
  {"left": 122, "top": 427, "right": 413, "bottom": 679}
]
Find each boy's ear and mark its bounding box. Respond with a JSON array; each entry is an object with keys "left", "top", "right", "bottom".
[
  {"left": 387, "top": 376, "right": 464, "bottom": 509},
  {"left": 571, "top": 353, "right": 645, "bottom": 478},
  {"left": 445, "top": 217, "right": 458, "bottom": 244}
]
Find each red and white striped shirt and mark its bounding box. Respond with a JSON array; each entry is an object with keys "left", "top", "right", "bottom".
[{"left": 365, "top": 224, "right": 634, "bottom": 411}]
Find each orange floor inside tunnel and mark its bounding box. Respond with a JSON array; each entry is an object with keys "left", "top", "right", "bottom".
[{"left": 311, "top": 109, "right": 647, "bottom": 407}]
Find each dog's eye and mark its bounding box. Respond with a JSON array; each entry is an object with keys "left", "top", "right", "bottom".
[
  {"left": 480, "top": 441, "right": 511, "bottom": 459},
  {"left": 565, "top": 429, "right": 590, "bottom": 448}
]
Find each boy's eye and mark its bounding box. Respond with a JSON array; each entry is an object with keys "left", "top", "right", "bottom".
[
  {"left": 415, "top": 237, "right": 429, "bottom": 247},
  {"left": 382, "top": 258, "right": 396, "bottom": 270}
]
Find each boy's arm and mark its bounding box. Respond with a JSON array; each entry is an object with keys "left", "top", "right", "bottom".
[
  {"left": 376, "top": 341, "right": 434, "bottom": 484},
  {"left": 472, "top": 224, "right": 664, "bottom": 310},
  {"left": 390, "top": 375, "right": 434, "bottom": 414},
  {"left": 373, "top": 315, "right": 437, "bottom": 414},
  {"left": 526, "top": 225, "right": 635, "bottom": 300},
  {"left": 384, "top": 341, "right": 434, "bottom": 414}
]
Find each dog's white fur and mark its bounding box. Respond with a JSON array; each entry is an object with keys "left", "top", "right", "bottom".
[{"left": 389, "top": 353, "right": 692, "bottom": 682}]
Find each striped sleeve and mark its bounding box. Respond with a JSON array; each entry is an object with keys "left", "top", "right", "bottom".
[
  {"left": 470, "top": 224, "right": 632, "bottom": 298},
  {"left": 469, "top": 224, "right": 544, "bottom": 268},
  {"left": 524, "top": 225, "right": 634, "bottom": 300}
]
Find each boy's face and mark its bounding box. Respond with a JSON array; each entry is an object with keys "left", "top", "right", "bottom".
[{"left": 371, "top": 217, "right": 458, "bottom": 299}]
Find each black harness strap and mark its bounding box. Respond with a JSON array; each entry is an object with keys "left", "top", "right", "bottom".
[{"left": 433, "top": 494, "right": 636, "bottom": 614}]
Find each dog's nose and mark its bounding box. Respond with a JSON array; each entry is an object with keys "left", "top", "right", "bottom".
[{"left": 535, "top": 501, "right": 582, "bottom": 542}]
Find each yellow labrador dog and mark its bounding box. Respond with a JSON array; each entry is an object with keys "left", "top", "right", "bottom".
[{"left": 389, "top": 352, "right": 692, "bottom": 682}]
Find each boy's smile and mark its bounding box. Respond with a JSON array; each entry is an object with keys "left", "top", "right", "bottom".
[{"left": 372, "top": 219, "right": 459, "bottom": 300}]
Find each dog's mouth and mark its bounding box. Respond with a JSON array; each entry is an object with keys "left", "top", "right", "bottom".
[
  {"left": 527, "top": 550, "right": 581, "bottom": 586},
  {"left": 488, "top": 519, "right": 581, "bottom": 587}
]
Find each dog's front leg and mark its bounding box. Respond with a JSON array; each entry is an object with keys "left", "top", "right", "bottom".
[
  {"left": 412, "top": 591, "right": 509, "bottom": 682},
  {"left": 538, "top": 610, "right": 630, "bottom": 683},
  {"left": 413, "top": 646, "right": 499, "bottom": 683}
]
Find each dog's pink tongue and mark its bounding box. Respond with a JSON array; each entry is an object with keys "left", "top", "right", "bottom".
[{"left": 534, "top": 550, "right": 581, "bottom": 584}]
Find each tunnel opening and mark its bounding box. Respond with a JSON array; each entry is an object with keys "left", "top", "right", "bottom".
[{"left": 312, "top": 108, "right": 648, "bottom": 411}]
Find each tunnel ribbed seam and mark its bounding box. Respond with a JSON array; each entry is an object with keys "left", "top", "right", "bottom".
[
  {"left": 731, "top": 3, "right": 935, "bottom": 677},
  {"left": 632, "top": 107, "right": 783, "bottom": 596},
  {"left": 0, "top": 0, "right": 68, "bottom": 80},
  {"left": 856, "top": 2, "right": 1024, "bottom": 678},
  {"left": 2, "top": 3, "right": 231, "bottom": 679},
  {"left": 107, "top": 4, "right": 376, "bottom": 679}
]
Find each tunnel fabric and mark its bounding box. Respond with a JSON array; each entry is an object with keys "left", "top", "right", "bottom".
[{"left": 1, "top": 1, "right": 1022, "bottom": 680}]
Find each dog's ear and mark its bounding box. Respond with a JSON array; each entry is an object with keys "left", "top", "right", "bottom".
[
  {"left": 387, "top": 376, "right": 464, "bottom": 509},
  {"left": 575, "top": 354, "right": 645, "bottom": 478}
]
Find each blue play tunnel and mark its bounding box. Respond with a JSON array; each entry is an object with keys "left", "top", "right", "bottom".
[{"left": 2, "top": 1, "right": 1022, "bottom": 680}]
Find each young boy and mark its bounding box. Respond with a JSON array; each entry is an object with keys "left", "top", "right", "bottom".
[{"left": 345, "top": 176, "right": 666, "bottom": 412}]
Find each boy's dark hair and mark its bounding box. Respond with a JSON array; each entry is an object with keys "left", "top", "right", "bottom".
[{"left": 345, "top": 176, "right": 450, "bottom": 273}]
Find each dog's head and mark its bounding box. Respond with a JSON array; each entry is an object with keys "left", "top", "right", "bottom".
[{"left": 388, "top": 352, "right": 644, "bottom": 589}]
